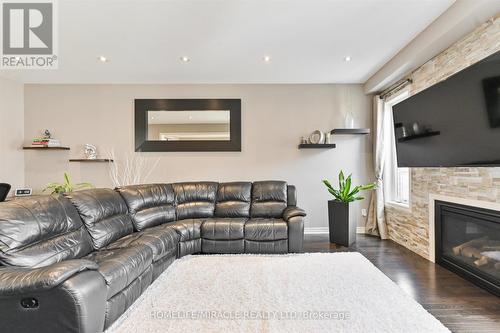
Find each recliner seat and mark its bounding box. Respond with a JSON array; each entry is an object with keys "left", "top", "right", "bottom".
[
  {"left": 66, "top": 188, "right": 157, "bottom": 328},
  {"left": 201, "top": 218, "right": 247, "bottom": 253},
  {"left": 201, "top": 182, "right": 251, "bottom": 253},
  {"left": 115, "top": 184, "right": 179, "bottom": 278},
  {"left": 0, "top": 195, "right": 107, "bottom": 333},
  {"left": 108, "top": 224, "right": 178, "bottom": 279},
  {"left": 244, "top": 181, "right": 290, "bottom": 253},
  {"left": 0, "top": 180, "right": 306, "bottom": 333}
]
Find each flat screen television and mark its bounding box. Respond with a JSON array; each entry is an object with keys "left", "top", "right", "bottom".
[{"left": 392, "top": 50, "right": 500, "bottom": 167}]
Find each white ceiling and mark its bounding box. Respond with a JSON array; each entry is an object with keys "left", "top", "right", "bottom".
[{"left": 0, "top": 0, "right": 455, "bottom": 84}]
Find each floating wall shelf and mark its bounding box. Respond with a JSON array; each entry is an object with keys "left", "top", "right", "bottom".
[
  {"left": 398, "top": 131, "right": 440, "bottom": 142},
  {"left": 330, "top": 128, "right": 370, "bottom": 135},
  {"left": 69, "top": 159, "right": 114, "bottom": 163},
  {"left": 298, "top": 144, "right": 336, "bottom": 149},
  {"left": 23, "top": 146, "right": 70, "bottom": 150}
]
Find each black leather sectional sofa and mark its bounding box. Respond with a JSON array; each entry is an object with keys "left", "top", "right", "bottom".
[{"left": 0, "top": 181, "right": 306, "bottom": 333}]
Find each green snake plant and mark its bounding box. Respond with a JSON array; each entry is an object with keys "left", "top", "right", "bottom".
[
  {"left": 43, "top": 172, "right": 93, "bottom": 194},
  {"left": 322, "top": 171, "right": 376, "bottom": 203}
]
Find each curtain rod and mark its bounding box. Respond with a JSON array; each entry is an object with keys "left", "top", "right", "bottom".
[{"left": 379, "top": 78, "right": 412, "bottom": 99}]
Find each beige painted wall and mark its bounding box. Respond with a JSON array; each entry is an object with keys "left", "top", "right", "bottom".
[
  {"left": 385, "top": 17, "right": 500, "bottom": 259},
  {"left": 24, "top": 84, "right": 373, "bottom": 230},
  {"left": 0, "top": 77, "right": 24, "bottom": 195}
]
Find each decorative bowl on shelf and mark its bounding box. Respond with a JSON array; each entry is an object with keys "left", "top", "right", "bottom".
[{"left": 309, "top": 130, "right": 325, "bottom": 144}]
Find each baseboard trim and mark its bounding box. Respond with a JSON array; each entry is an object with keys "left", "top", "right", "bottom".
[
  {"left": 304, "top": 227, "right": 329, "bottom": 234},
  {"left": 305, "top": 227, "right": 367, "bottom": 235}
]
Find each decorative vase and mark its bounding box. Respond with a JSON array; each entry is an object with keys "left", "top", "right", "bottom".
[
  {"left": 328, "top": 200, "right": 356, "bottom": 246},
  {"left": 344, "top": 111, "right": 355, "bottom": 129},
  {"left": 325, "top": 132, "right": 332, "bottom": 144}
]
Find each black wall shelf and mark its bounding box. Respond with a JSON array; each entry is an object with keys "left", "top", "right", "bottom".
[
  {"left": 69, "top": 159, "right": 114, "bottom": 163},
  {"left": 298, "top": 144, "right": 336, "bottom": 149},
  {"left": 330, "top": 128, "right": 370, "bottom": 135},
  {"left": 398, "top": 131, "right": 440, "bottom": 142},
  {"left": 23, "top": 146, "right": 70, "bottom": 150}
]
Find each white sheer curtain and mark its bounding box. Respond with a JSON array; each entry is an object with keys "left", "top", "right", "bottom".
[
  {"left": 366, "top": 95, "right": 390, "bottom": 239},
  {"left": 366, "top": 91, "right": 409, "bottom": 239}
]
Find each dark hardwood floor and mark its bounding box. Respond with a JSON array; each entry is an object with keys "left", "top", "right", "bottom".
[{"left": 304, "top": 234, "right": 500, "bottom": 333}]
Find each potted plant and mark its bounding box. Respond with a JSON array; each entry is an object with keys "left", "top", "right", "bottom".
[
  {"left": 43, "top": 172, "right": 93, "bottom": 194},
  {"left": 322, "top": 171, "right": 376, "bottom": 246}
]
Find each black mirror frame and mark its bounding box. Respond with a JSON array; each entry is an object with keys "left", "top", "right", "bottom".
[{"left": 135, "top": 99, "right": 241, "bottom": 152}]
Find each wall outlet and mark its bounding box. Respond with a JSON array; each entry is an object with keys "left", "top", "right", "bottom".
[{"left": 361, "top": 208, "right": 367, "bottom": 217}]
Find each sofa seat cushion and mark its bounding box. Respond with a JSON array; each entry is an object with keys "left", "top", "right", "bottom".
[
  {"left": 245, "top": 239, "right": 288, "bottom": 254},
  {"left": 201, "top": 218, "right": 247, "bottom": 240},
  {"left": 245, "top": 218, "right": 288, "bottom": 241},
  {"left": 202, "top": 239, "right": 244, "bottom": 254},
  {"left": 105, "top": 225, "right": 178, "bottom": 262},
  {"left": 104, "top": 266, "right": 153, "bottom": 329},
  {"left": 168, "top": 219, "right": 203, "bottom": 242},
  {"left": 84, "top": 244, "right": 153, "bottom": 299},
  {"left": 178, "top": 239, "right": 201, "bottom": 257}
]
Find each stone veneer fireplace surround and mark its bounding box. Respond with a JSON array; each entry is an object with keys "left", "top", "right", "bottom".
[{"left": 384, "top": 16, "right": 500, "bottom": 259}]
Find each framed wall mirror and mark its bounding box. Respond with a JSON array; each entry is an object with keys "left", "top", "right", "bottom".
[{"left": 135, "top": 99, "right": 241, "bottom": 152}]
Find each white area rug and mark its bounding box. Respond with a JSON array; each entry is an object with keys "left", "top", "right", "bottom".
[{"left": 106, "top": 253, "right": 450, "bottom": 333}]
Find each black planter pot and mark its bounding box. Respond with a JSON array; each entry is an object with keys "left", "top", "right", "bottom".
[{"left": 328, "top": 200, "right": 356, "bottom": 246}]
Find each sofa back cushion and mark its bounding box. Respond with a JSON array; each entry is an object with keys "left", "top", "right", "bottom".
[
  {"left": 65, "top": 189, "right": 134, "bottom": 249},
  {"left": 0, "top": 195, "right": 93, "bottom": 268},
  {"left": 117, "top": 184, "right": 175, "bottom": 231},
  {"left": 173, "top": 182, "right": 218, "bottom": 220},
  {"left": 215, "top": 182, "right": 251, "bottom": 218},
  {"left": 251, "top": 181, "right": 288, "bottom": 218}
]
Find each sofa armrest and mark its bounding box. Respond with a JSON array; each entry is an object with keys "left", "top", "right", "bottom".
[
  {"left": 0, "top": 268, "right": 107, "bottom": 333},
  {"left": 282, "top": 206, "right": 306, "bottom": 221},
  {"left": 0, "top": 259, "right": 98, "bottom": 296},
  {"left": 284, "top": 206, "right": 306, "bottom": 253}
]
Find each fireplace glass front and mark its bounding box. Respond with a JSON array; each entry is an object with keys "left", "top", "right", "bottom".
[{"left": 435, "top": 200, "right": 500, "bottom": 296}]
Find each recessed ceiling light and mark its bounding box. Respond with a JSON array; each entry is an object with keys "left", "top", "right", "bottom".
[
  {"left": 180, "top": 56, "right": 190, "bottom": 62},
  {"left": 263, "top": 55, "right": 271, "bottom": 62},
  {"left": 98, "top": 56, "right": 108, "bottom": 63},
  {"left": 344, "top": 56, "right": 351, "bottom": 62}
]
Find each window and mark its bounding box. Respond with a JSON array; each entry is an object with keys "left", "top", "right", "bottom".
[
  {"left": 384, "top": 91, "right": 411, "bottom": 208},
  {"left": 393, "top": 167, "right": 410, "bottom": 205}
]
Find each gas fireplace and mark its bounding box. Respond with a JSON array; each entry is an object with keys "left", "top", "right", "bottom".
[{"left": 435, "top": 200, "right": 500, "bottom": 296}]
